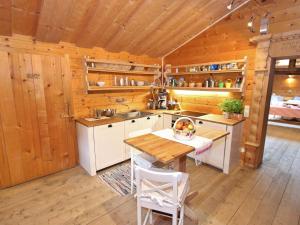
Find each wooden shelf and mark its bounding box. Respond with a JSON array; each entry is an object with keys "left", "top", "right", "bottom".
[
  {"left": 168, "top": 58, "right": 247, "bottom": 69},
  {"left": 166, "top": 86, "right": 242, "bottom": 92},
  {"left": 87, "top": 86, "right": 159, "bottom": 92},
  {"left": 84, "top": 57, "right": 162, "bottom": 93},
  {"left": 165, "top": 69, "right": 244, "bottom": 76},
  {"left": 85, "top": 58, "right": 160, "bottom": 69},
  {"left": 87, "top": 67, "right": 158, "bottom": 75}
]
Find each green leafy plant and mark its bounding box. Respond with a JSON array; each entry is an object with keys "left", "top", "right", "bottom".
[
  {"left": 231, "top": 99, "right": 244, "bottom": 114},
  {"left": 218, "top": 99, "right": 244, "bottom": 114}
]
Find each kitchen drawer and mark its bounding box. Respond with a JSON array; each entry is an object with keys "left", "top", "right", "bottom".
[{"left": 195, "top": 120, "right": 227, "bottom": 131}]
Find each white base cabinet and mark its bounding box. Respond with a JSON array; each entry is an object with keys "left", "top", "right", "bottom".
[
  {"left": 163, "top": 114, "right": 173, "bottom": 129},
  {"left": 193, "top": 120, "right": 243, "bottom": 174},
  {"left": 77, "top": 115, "right": 160, "bottom": 176},
  {"left": 94, "top": 122, "right": 125, "bottom": 170}
]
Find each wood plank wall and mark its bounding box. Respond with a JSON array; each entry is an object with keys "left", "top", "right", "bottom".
[
  {"left": 165, "top": 0, "right": 300, "bottom": 146},
  {"left": 0, "top": 34, "right": 160, "bottom": 118},
  {"left": 273, "top": 75, "right": 300, "bottom": 98}
]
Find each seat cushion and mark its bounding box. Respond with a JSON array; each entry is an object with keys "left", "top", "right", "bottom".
[
  {"left": 133, "top": 152, "right": 156, "bottom": 169},
  {"left": 139, "top": 172, "right": 189, "bottom": 207}
]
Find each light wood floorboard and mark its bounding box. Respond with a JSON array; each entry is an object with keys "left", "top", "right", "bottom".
[{"left": 0, "top": 124, "right": 299, "bottom": 225}]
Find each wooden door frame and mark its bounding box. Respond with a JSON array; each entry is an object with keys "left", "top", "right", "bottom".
[{"left": 244, "top": 30, "right": 300, "bottom": 168}]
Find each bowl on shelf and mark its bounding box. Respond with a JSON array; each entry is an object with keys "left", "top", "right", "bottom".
[
  {"left": 134, "top": 66, "right": 144, "bottom": 71},
  {"left": 97, "top": 81, "right": 105, "bottom": 87},
  {"left": 137, "top": 81, "right": 145, "bottom": 86},
  {"left": 173, "top": 117, "right": 196, "bottom": 141}
]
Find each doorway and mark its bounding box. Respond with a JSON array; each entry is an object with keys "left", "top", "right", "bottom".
[{"left": 262, "top": 57, "right": 300, "bottom": 165}]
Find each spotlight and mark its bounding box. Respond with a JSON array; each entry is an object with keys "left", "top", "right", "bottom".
[
  {"left": 260, "top": 12, "right": 270, "bottom": 35},
  {"left": 247, "top": 16, "right": 255, "bottom": 33},
  {"left": 227, "top": 0, "right": 234, "bottom": 10}
]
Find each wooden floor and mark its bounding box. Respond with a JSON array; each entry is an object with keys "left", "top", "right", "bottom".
[{"left": 0, "top": 125, "right": 300, "bottom": 225}]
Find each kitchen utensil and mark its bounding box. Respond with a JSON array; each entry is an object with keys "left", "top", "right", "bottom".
[
  {"left": 119, "top": 77, "right": 124, "bottom": 86},
  {"left": 225, "top": 79, "right": 232, "bottom": 88},
  {"left": 189, "top": 82, "right": 195, "bottom": 88},
  {"left": 137, "top": 81, "right": 145, "bottom": 86},
  {"left": 196, "top": 82, "right": 202, "bottom": 87},
  {"left": 103, "top": 109, "right": 116, "bottom": 117},
  {"left": 210, "top": 64, "right": 219, "bottom": 71},
  {"left": 218, "top": 81, "right": 224, "bottom": 88},
  {"left": 127, "top": 110, "right": 140, "bottom": 118},
  {"left": 131, "top": 79, "right": 136, "bottom": 86},
  {"left": 97, "top": 81, "right": 105, "bottom": 87}
]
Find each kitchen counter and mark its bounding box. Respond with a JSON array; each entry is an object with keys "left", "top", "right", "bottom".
[
  {"left": 76, "top": 117, "right": 125, "bottom": 127},
  {"left": 143, "top": 110, "right": 245, "bottom": 126},
  {"left": 142, "top": 109, "right": 182, "bottom": 115},
  {"left": 198, "top": 114, "right": 245, "bottom": 126},
  {"left": 76, "top": 109, "right": 245, "bottom": 128}
]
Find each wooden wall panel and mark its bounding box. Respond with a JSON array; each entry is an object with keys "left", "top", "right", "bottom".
[
  {"left": 165, "top": 0, "right": 300, "bottom": 152},
  {"left": 273, "top": 75, "right": 300, "bottom": 98},
  {"left": 0, "top": 34, "right": 160, "bottom": 119},
  {"left": 0, "top": 51, "right": 12, "bottom": 187}
]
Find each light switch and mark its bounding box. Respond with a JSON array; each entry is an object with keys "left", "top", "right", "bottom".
[{"left": 244, "top": 105, "right": 250, "bottom": 117}]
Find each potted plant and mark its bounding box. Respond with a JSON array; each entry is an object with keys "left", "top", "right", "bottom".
[
  {"left": 218, "top": 99, "right": 244, "bottom": 119},
  {"left": 231, "top": 99, "right": 244, "bottom": 119},
  {"left": 218, "top": 99, "right": 234, "bottom": 119}
]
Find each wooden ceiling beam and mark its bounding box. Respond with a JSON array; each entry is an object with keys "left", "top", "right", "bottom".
[
  {"left": 130, "top": 0, "right": 203, "bottom": 55},
  {"left": 35, "top": 0, "right": 74, "bottom": 43},
  {"left": 144, "top": 2, "right": 218, "bottom": 56},
  {"left": 11, "top": 0, "right": 41, "bottom": 36},
  {"left": 60, "top": 0, "right": 95, "bottom": 43},
  {"left": 159, "top": 0, "right": 251, "bottom": 57},
  {"left": 95, "top": 0, "right": 145, "bottom": 49},
  {"left": 75, "top": 0, "right": 127, "bottom": 48},
  {"left": 104, "top": 0, "right": 174, "bottom": 53},
  {"left": 0, "top": 0, "right": 12, "bottom": 36},
  {"left": 124, "top": 0, "right": 186, "bottom": 53},
  {"left": 135, "top": 0, "right": 213, "bottom": 56}
]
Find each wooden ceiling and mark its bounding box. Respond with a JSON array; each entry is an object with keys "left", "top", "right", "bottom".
[{"left": 0, "top": 0, "right": 249, "bottom": 57}]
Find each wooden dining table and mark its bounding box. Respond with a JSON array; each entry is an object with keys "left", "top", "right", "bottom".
[
  {"left": 124, "top": 127, "right": 229, "bottom": 172},
  {"left": 125, "top": 127, "right": 229, "bottom": 222}
]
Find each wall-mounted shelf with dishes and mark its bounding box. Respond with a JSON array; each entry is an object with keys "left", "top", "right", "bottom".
[
  {"left": 164, "top": 57, "right": 248, "bottom": 94},
  {"left": 84, "top": 57, "right": 162, "bottom": 93}
]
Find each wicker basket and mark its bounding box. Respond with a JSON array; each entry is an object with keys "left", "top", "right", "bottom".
[{"left": 173, "top": 117, "right": 196, "bottom": 141}]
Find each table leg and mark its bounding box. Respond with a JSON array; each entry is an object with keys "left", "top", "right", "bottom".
[{"left": 173, "top": 155, "right": 187, "bottom": 172}]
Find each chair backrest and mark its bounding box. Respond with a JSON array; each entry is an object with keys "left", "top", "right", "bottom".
[
  {"left": 129, "top": 128, "right": 152, "bottom": 138},
  {"left": 135, "top": 166, "right": 182, "bottom": 207}
]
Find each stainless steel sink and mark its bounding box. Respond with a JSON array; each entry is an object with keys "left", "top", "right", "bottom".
[{"left": 116, "top": 111, "right": 153, "bottom": 119}]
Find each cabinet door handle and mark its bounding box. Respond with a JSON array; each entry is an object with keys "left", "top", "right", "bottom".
[
  {"left": 198, "top": 121, "right": 203, "bottom": 124},
  {"left": 108, "top": 124, "right": 112, "bottom": 128},
  {"left": 147, "top": 117, "right": 150, "bottom": 120},
  {"left": 131, "top": 120, "right": 135, "bottom": 123},
  {"left": 158, "top": 115, "right": 161, "bottom": 118}
]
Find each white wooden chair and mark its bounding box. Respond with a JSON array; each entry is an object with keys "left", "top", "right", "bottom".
[
  {"left": 129, "top": 128, "right": 157, "bottom": 194},
  {"left": 135, "top": 166, "right": 190, "bottom": 225}
]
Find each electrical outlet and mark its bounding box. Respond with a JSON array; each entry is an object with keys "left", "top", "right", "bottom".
[{"left": 244, "top": 105, "right": 250, "bottom": 117}]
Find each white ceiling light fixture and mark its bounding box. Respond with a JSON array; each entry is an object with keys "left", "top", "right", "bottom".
[{"left": 227, "top": 0, "right": 234, "bottom": 10}]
